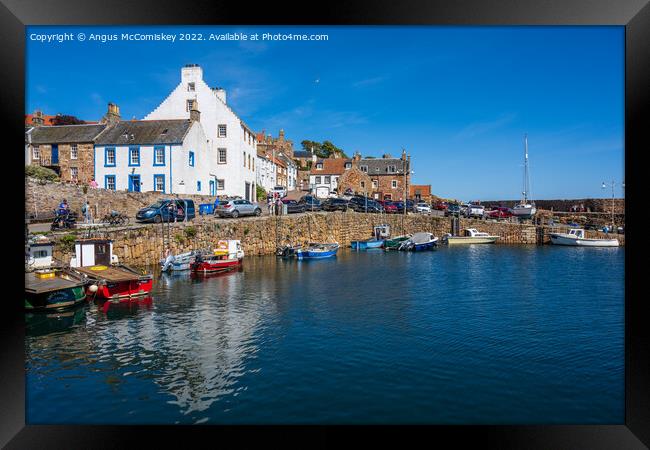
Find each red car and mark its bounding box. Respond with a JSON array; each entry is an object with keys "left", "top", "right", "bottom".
[
  {"left": 433, "top": 201, "right": 448, "bottom": 211},
  {"left": 487, "top": 207, "right": 513, "bottom": 219},
  {"left": 378, "top": 200, "right": 399, "bottom": 213}
]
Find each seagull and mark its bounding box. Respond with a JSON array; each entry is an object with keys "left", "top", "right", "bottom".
[{"left": 314, "top": 78, "right": 320, "bottom": 84}]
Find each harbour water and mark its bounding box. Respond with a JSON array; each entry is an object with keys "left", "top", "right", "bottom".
[{"left": 26, "top": 245, "right": 624, "bottom": 424}]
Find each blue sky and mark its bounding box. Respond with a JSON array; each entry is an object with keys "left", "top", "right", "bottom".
[{"left": 26, "top": 26, "right": 624, "bottom": 200}]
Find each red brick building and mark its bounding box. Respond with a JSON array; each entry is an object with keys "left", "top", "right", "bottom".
[{"left": 354, "top": 150, "right": 411, "bottom": 201}]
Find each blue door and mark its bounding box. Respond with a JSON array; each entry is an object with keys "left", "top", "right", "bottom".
[
  {"left": 209, "top": 180, "right": 215, "bottom": 196},
  {"left": 51, "top": 145, "right": 59, "bottom": 164},
  {"left": 128, "top": 174, "right": 141, "bottom": 192}
]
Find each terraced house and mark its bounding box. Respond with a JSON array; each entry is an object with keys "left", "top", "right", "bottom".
[
  {"left": 145, "top": 64, "right": 257, "bottom": 200},
  {"left": 25, "top": 123, "right": 107, "bottom": 184},
  {"left": 93, "top": 116, "right": 211, "bottom": 195}
]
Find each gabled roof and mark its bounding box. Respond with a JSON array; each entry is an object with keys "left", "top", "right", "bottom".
[
  {"left": 311, "top": 158, "right": 352, "bottom": 175},
  {"left": 95, "top": 120, "right": 193, "bottom": 145},
  {"left": 359, "top": 157, "right": 409, "bottom": 175},
  {"left": 25, "top": 114, "right": 58, "bottom": 126},
  {"left": 29, "top": 124, "right": 107, "bottom": 144}
]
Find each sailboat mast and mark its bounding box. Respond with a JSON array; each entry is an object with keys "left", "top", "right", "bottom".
[{"left": 523, "top": 134, "right": 529, "bottom": 203}]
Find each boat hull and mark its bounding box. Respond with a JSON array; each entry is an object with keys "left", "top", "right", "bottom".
[
  {"left": 549, "top": 234, "right": 619, "bottom": 247},
  {"left": 190, "top": 259, "right": 242, "bottom": 273},
  {"left": 513, "top": 205, "right": 537, "bottom": 218},
  {"left": 446, "top": 236, "right": 499, "bottom": 244},
  {"left": 383, "top": 236, "right": 410, "bottom": 250},
  {"left": 92, "top": 277, "right": 154, "bottom": 300},
  {"left": 411, "top": 241, "right": 437, "bottom": 251},
  {"left": 351, "top": 239, "right": 384, "bottom": 250},
  {"left": 25, "top": 285, "right": 86, "bottom": 311}
]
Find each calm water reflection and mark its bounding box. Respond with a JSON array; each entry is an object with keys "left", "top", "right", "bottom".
[{"left": 26, "top": 246, "right": 624, "bottom": 424}]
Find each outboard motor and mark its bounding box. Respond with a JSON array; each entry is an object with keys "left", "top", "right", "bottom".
[{"left": 161, "top": 253, "right": 175, "bottom": 272}]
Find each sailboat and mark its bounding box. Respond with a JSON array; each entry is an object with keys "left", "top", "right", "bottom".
[{"left": 512, "top": 134, "right": 537, "bottom": 219}]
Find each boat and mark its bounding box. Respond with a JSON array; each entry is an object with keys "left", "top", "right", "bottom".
[
  {"left": 295, "top": 242, "right": 339, "bottom": 259},
  {"left": 398, "top": 232, "right": 438, "bottom": 251},
  {"left": 512, "top": 134, "right": 537, "bottom": 219},
  {"left": 69, "top": 238, "right": 153, "bottom": 301},
  {"left": 383, "top": 235, "right": 412, "bottom": 250},
  {"left": 277, "top": 244, "right": 301, "bottom": 258},
  {"left": 190, "top": 240, "right": 244, "bottom": 274},
  {"left": 160, "top": 250, "right": 197, "bottom": 272},
  {"left": 442, "top": 228, "right": 500, "bottom": 245},
  {"left": 548, "top": 228, "right": 619, "bottom": 247},
  {"left": 25, "top": 237, "right": 87, "bottom": 311},
  {"left": 350, "top": 238, "right": 384, "bottom": 250}
]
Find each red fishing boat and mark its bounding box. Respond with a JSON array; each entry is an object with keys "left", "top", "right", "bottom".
[
  {"left": 69, "top": 238, "right": 153, "bottom": 301},
  {"left": 190, "top": 240, "right": 244, "bottom": 274}
]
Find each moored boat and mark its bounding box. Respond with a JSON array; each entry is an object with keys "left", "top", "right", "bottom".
[
  {"left": 548, "top": 228, "right": 619, "bottom": 247},
  {"left": 25, "top": 237, "right": 87, "bottom": 311},
  {"left": 513, "top": 134, "right": 537, "bottom": 219},
  {"left": 161, "top": 250, "right": 197, "bottom": 272},
  {"left": 190, "top": 240, "right": 244, "bottom": 274},
  {"left": 443, "top": 228, "right": 499, "bottom": 245},
  {"left": 295, "top": 242, "right": 339, "bottom": 260},
  {"left": 351, "top": 238, "right": 384, "bottom": 250},
  {"left": 383, "top": 235, "right": 411, "bottom": 250},
  {"left": 70, "top": 238, "right": 153, "bottom": 301},
  {"left": 399, "top": 232, "right": 438, "bottom": 251}
]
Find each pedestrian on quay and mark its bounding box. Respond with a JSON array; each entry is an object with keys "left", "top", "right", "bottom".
[
  {"left": 177, "top": 202, "right": 185, "bottom": 222},
  {"left": 82, "top": 201, "right": 92, "bottom": 224},
  {"left": 268, "top": 195, "right": 274, "bottom": 215},
  {"left": 276, "top": 197, "right": 283, "bottom": 216},
  {"left": 89, "top": 177, "right": 98, "bottom": 189},
  {"left": 168, "top": 201, "right": 176, "bottom": 223}
]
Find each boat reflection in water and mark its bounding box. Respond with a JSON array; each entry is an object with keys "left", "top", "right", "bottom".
[
  {"left": 190, "top": 264, "right": 243, "bottom": 281},
  {"left": 25, "top": 304, "right": 88, "bottom": 337},
  {"left": 94, "top": 295, "right": 154, "bottom": 315}
]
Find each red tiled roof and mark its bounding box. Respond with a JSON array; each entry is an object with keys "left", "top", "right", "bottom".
[
  {"left": 311, "top": 158, "right": 352, "bottom": 175},
  {"left": 25, "top": 114, "right": 57, "bottom": 126}
]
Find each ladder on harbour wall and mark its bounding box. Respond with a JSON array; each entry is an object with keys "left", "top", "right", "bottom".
[
  {"left": 450, "top": 216, "right": 460, "bottom": 236},
  {"left": 160, "top": 218, "right": 172, "bottom": 258}
]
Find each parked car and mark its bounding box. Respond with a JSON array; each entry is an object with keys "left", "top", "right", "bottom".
[
  {"left": 415, "top": 202, "right": 431, "bottom": 214},
  {"left": 136, "top": 199, "right": 196, "bottom": 223},
  {"left": 463, "top": 203, "right": 485, "bottom": 218},
  {"left": 446, "top": 203, "right": 461, "bottom": 217},
  {"left": 270, "top": 186, "right": 288, "bottom": 198},
  {"left": 215, "top": 199, "right": 262, "bottom": 218},
  {"left": 322, "top": 198, "right": 350, "bottom": 212},
  {"left": 349, "top": 196, "right": 384, "bottom": 213},
  {"left": 433, "top": 201, "right": 448, "bottom": 211},
  {"left": 487, "top": 207, "right": 513, "bottom": 219},
  {"left": 299, "top": 195, "right": 323, "bottom": 211},
  {"left": 282, "top": 199, "right": 307, "bottom": 214},
  {"left": 377, "top": 200, "right": 399, "bottom": 214}
]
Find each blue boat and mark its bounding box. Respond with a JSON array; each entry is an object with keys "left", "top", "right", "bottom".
[
  {"left": 295, "top": 243, "right": 340, "bottom": 260},
  {"left": 350, "top": 238, "right": 384, "bottom": 250},
  {"left": 398, "top": 232, "right": 439, "bottom": 251}
]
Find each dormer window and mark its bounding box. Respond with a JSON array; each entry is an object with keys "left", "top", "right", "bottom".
[
  {"left": 388, "top": 165, "right": 396, "bottom": 173},
  {"left": 316, "top": 163, "right": 323, "bottom": 169},
  {"left": 345, "top": 162, "right": 351, "bottom": 169},
  {"left": 360, "top": 165, "right": 368, "bottom": 172},
  {"left": 188, "top": 82, "right": 195, "bottom": 92}
]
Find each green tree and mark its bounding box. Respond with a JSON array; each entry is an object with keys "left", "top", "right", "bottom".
[{"left": 256, "top": 184, "right": 267, "bottom": 201}]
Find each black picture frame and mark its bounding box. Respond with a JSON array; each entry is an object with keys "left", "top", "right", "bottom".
[{"left": 4, "top": 0, "right": 647, "bottom": 447}]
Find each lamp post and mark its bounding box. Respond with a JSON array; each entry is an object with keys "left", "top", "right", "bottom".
[{"left": 601, "top": 180, "right": 624, "bottom": 232}]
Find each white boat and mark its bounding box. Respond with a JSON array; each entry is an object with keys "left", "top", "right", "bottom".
[
  {"left": 513, "top": 134, "right": 537, "bottom": 219},
  {"left": 160, "top": 250, "right": 197, "bottom": 272},
  {"left": 443, "top": 228, "right": 499, "bottom": 244},
  {"left": 548, "top": 228, "right": 619, "bottom": 247}
]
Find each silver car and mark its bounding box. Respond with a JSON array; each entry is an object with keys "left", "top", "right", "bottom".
[{"left": 215, "top": 199, "right": 262, "bottom": 218}]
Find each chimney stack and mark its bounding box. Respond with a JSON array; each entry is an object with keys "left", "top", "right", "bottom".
[
  {"left": 190, "top": 100, "right": 201, "bottom": 122},
  {"left": 101, "top": 102, "right": 121, "bottom": 125},
  {"left": 32, "top": 110, "right": 44, "bottom": 127}
]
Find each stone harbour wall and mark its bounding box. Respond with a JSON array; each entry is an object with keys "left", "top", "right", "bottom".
[{"left": 50, "top": 212, "right": 623, "bottom": 268}]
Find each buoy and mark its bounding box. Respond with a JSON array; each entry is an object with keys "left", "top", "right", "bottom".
[{"left": 88, "top": 284, "right": 99, "bottom": 293}]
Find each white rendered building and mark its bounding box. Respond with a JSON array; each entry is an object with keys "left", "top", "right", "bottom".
[
  {"left": 94, "top": 118, "right": 214, "bottom": 195},
  {"left": 255, "top": 151, "right": 277, "bottom": 193},
  {"left": 145, "top": 64, "right": 257, "bottom": 200}
]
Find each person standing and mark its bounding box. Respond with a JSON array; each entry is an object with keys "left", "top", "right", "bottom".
[
  {"left": 81, "top": 201, "right": 92, "bottom": 224},
  {"left": 89, "top": 177, "right": 98, "bottom": 189},
  {"left": 268, "top": 195, "right": 274, "bottom": 215}
]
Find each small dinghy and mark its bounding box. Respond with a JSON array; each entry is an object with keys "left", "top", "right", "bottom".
[
  {"left": 350, "top": 238, "right": 384, "bottom": 250},
  {"left": 383, "top": 235, "right": 412, "bottom": 250},
  {"left": 399, "top": 232, "right": 438, "bottom": 251},
  {"left": 548, "top": 228, "right": 619, "bottom": 247},
  {"left": 295, "top": 242, "right": 339, "bottom": 260}
]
